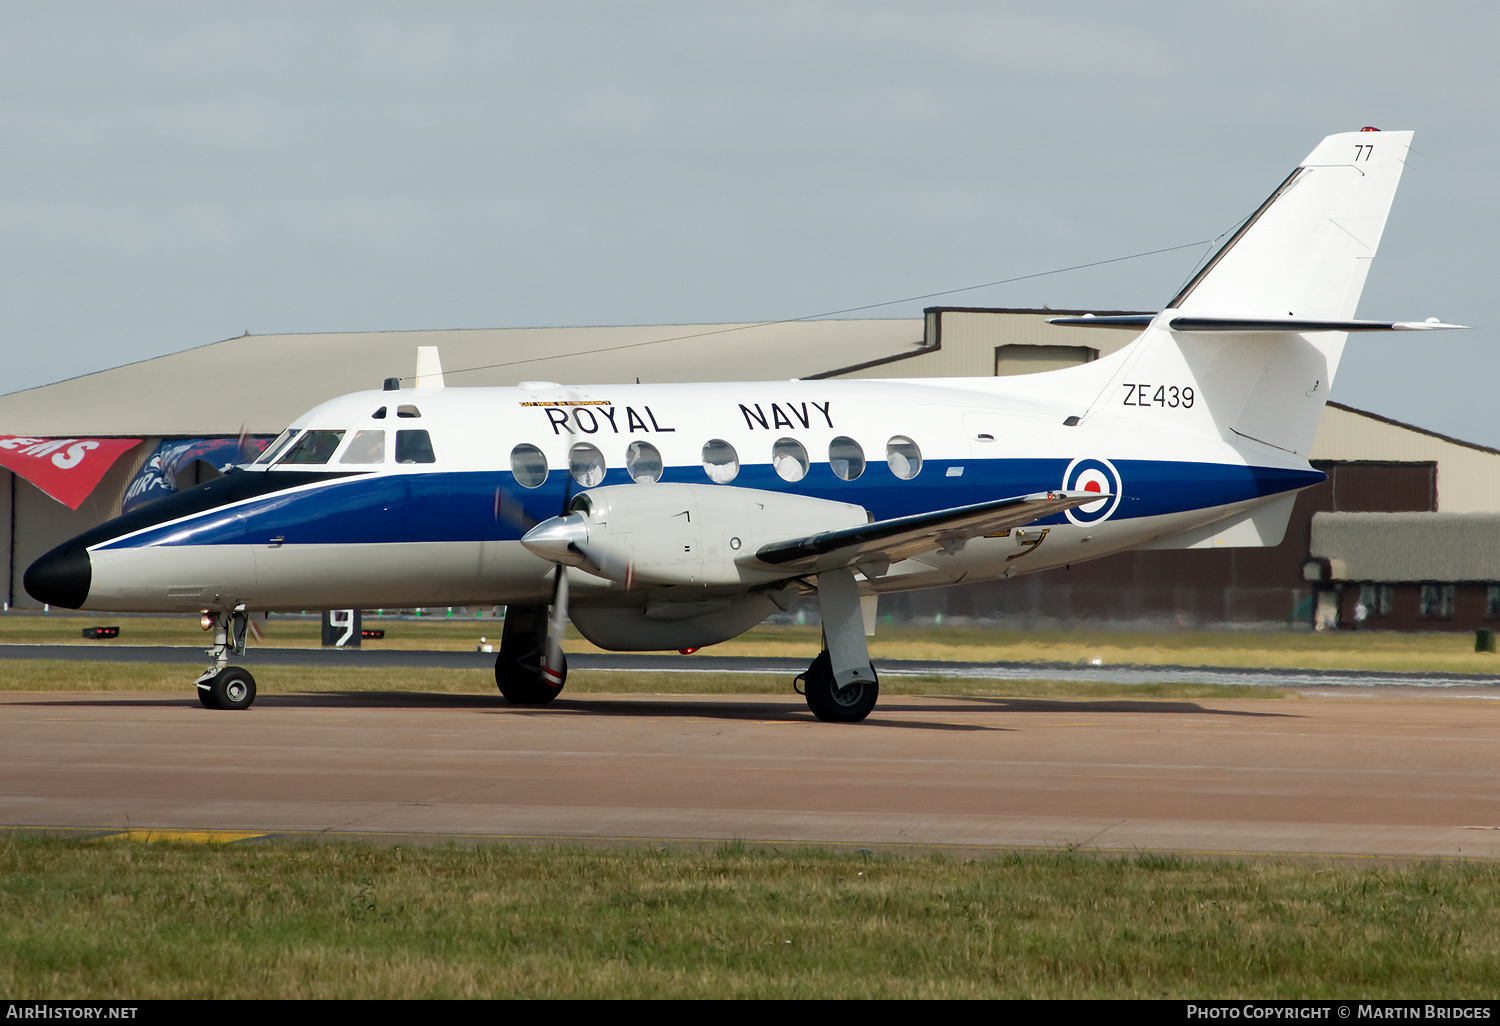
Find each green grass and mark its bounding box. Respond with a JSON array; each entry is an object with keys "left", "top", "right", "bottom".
[
  {"left": 0, "top": 659, "right": 1282, "bottom": 701},
  {"left": 4, "top": 614, "right": 1498, "bottom": 675},
  {"left": 2, "top": 836, "right": 1497, "bottom": 998}
]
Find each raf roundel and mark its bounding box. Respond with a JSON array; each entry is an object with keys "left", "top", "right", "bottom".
[{"left": 1061, "top": 457, "right": 1122, "bottom": 525}]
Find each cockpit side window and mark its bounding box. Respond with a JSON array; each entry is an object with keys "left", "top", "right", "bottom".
[
  {"left": 397, "top": 405, "right": 421, "bottom": 419},
  {"left": 340, "top": 429, "right": 386, "bottom": 465},
  {"left": 278, "top": 430, "right": 346, "bottom": 466},
  {"left": 395, "top": 429, "right": 436, "bottom": 464},
  {"left": 255, "top": 429, "right": 299, "bottom": 465}
]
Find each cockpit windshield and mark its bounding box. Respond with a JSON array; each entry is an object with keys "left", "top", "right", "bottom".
[
  {"left": 277, "top": 430, "right": 346, "bottom": 466},
  {"left": 254, "top": 429, "right": 300, "bottom": 466}
]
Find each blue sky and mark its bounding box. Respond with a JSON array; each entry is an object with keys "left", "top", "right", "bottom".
[{"left": 3, "top": 2, "right": 1494, "bottom": 443}]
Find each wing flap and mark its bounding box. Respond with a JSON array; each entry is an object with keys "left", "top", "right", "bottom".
[{"left": 745, "top": 490, "right": 1103, "bottom": 574}]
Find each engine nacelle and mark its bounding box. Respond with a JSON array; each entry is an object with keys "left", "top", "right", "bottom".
[
  {"left": 523, "top": 483, "right": 867, "bottom": 587},
  {"left": 569, "top": 594, "right": 786, "bottom": 651}
]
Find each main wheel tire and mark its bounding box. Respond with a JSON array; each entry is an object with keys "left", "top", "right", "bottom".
[
  {"left": 495, "top": 651, "right": 566, "bottom": 705},
  {"left": 800, "top": 651, "right": 878, "bottom": 723},
  {"left": 208, "top": 667, "right": 257, "bottom": 710},
  {"left": 495, "top": 605, "right": 565, "bottom": 705}
]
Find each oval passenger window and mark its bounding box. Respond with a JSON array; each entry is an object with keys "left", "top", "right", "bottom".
[
  {"left": 510, "top": 443, "right": 548, "bottom": 488},
  {"left": 702, "top": 439, "right": 739, "bottom": 484},
  {"left": 625, "top": 440, "right": 663, "bottom": 484},
  {"left": 772, "top": 438, "right": 808, "bottom": 482},
  {"left": 569, "top": 443, "right": 606, "bottom": 487},
  {"left": 828, "top": 436, "right": 865, "bottom": 481},
  {"left": 887, "top": 436, "right": 922, "bottom": 480}
]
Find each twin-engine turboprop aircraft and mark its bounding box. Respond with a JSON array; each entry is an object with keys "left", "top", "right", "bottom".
[{"left": 25, "top": 129, "right": 1461, "bottom": 720}]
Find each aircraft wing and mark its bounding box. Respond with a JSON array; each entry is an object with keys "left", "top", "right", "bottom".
[{"left": 745, "top": 490, "right": 1104, "bottom": 575}]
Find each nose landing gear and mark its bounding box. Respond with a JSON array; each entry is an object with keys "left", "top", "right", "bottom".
[{"left": 196, "top": 610, "right": 257, "bottom": 710}]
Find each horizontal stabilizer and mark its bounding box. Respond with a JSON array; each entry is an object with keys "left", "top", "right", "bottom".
[
  {"left": 1048, "top": 313, "right": 1465, "bottom": 333},
  {"left": 748, "top": 490, "right": 1103, "bottom": 574},
  {"left": 1047, "top": 314, "right": 1156, "bottom": 329},
  {"left": 1167, "top": 315, "right": 1466, "bottom": 334}
]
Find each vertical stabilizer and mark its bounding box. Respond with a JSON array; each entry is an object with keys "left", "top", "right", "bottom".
[
  {"left": 1083, "top": 130, "right": 1413, "bottom": 458},
  {"left": 415, "top": 346, "right": 445, "bottom": 389},
  {"left": 1170, "top": 129, "right": 1411, "bottom": 321}
]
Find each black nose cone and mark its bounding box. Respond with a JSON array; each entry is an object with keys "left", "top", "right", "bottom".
[{"left": 24, "top": 542, "right": 91, "bottom": 609}]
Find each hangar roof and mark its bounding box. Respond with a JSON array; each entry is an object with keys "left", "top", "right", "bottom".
[{"left": 0, "top": 319, "right": 924, "bottom": 436}]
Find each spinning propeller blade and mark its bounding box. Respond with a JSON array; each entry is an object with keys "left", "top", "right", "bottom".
[
  {"left": 537, "top": 470, "right": 576, "bottom": 689},
  {"left": 542, "top": 565, "right": 568, "bottom": 688}
]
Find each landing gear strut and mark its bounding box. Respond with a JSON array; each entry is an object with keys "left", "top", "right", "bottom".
[
  {"left": 494, "top": 605, "right": 566, "bottom": 704},
  {"left": 196, "top": 610, "right": 257, "bottom": 710},
  {"left": 796, "top": 568, "right": 879, "bottom": 723}
]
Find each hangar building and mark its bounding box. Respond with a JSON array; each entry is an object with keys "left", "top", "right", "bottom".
[{"left": 2, "top": 309, "right": 1494, "bottom": 630}]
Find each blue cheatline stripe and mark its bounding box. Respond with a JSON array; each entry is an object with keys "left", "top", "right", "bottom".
[{"left": 94, "top": 460, "right": 1325, "bottom": 550}]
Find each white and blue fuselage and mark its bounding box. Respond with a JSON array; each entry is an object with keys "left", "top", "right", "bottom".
[{"left": 30, "top": 371, "right": 1321, "bottom": 617}]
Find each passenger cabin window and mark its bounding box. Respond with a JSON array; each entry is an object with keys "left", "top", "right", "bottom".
[
  {"left": 255, "top": 428, "right": 299, "bottom": 465},
  {"left": 702, "top": 439, "right": 739, "bottom": 484},
  {"left": 278, "top": 430, "right": 346, "bottom": 466},
  {"left": 395, "top": 429, "right": 436, "bottom": 464},
  {"left": 887, "top": 436, "right": 922, "bottom": 480},
  {"left": 340, "top": 429, "right": 386, "bottom": 465},
  {"left": 772, "top": 438, "right": 808, "bottom": 482},
  {"left": 626, "top": 441, "right": 662, "bottom": 484},
  {"left": 569, "top": 443, "right": 605, "bottom": 487},
  {"left": 510, "top": 443, "right": 548, "bottom": 488},
  {"left": 829, "top": 436, "right": 865, "bottom": 481},
  {"left": 397, "top": 405, "right": 421, "bottom": 419}
]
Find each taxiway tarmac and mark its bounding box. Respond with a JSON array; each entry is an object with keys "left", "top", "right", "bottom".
[{"left": 3, "top": 688, "right": 1498, "bottom": 859}]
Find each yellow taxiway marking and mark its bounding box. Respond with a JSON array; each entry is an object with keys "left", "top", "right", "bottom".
[{"left": 101, "top": 829, "right": 270, "bottom": 844}]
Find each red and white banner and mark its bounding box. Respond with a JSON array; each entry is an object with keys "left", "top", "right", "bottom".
[{"left": 0, "top": 436, "right": 142, "bottom": 510}]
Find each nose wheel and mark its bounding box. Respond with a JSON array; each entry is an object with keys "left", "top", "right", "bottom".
[
  {"left": 198, "top": 666, "right": 257, "bottom": 710},
  {"left": 195, "top": 610, "right": 257, "bottom": 710}
]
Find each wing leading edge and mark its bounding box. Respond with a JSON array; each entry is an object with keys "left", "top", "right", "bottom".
[{"left": 746, "top": 490, "right": 1104, "bottom": 574}]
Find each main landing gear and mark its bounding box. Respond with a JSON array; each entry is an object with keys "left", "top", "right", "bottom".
[
  {"left": 196, "top": 610, "right": 257, "bottom": 710},
  {"left": 494, "top": 604, "right": 566, "bottom": 705},
  {"left": 794, "top": 568, "right": 879, "bottom": 723}
]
